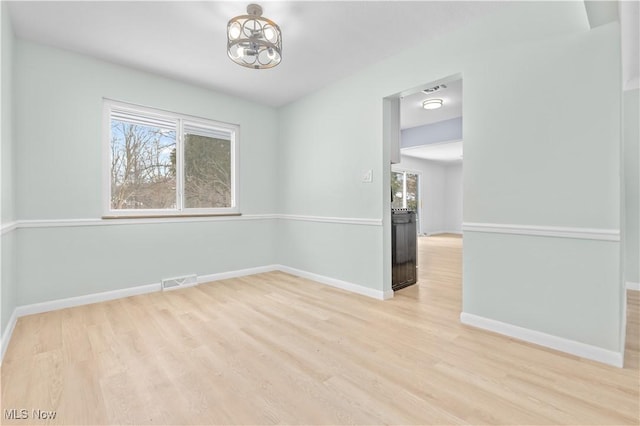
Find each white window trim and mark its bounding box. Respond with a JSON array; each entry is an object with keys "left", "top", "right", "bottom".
[{"left": 102, "top": 99, "right": 240, "bottom": 218}]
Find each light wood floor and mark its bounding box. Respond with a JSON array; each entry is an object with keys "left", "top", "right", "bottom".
[{"left": 1, "top": 234, "right": 638, "bottom": 425}]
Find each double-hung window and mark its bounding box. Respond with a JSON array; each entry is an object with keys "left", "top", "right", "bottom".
[{"left": 103, "top": 100, "right": 239, "bottom": 217}]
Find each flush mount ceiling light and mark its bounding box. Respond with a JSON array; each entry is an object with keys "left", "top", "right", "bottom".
[
  {"left": 422, "top": 99, "right": 444, "bottom": 110},
  {"left": 227, "top": 3, "right": 282, "bottom": 69}
]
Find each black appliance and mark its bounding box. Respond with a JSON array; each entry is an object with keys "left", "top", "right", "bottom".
[{"left": 391, "top": 208, "right": 417, "bottom": 291}]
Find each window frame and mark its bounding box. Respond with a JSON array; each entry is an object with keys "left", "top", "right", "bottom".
[
  {"left": 391, "top": 166, "right": 422, "bottom": 234},
  {"left": 102, "top": 99, "right": 240, "bottom": 218}
]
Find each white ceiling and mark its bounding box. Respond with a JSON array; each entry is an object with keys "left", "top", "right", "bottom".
[
  {"left": 400, "top": 78, "right": 462, "bottom": 129},
  {"left": 6, "top": 1, "right": 506, "bottom": 107},
  {"left": 7, "top": 1, "right": 637, "bottom": 106},
  {"left": 402, "top": 140, "right": 463, "bottom": 163},
  {"left": 400, "top": 78, "right": 462, "bottom": 164}
]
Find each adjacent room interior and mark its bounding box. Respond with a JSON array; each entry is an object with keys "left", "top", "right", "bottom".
[
  {"left": 391, "top": 76, "right": 463, "bottom": 293},
  {"left": 0, "top": 1, "right": 639, "bottom": 424},
  {"left": 396, "top": 78, "right": 463, "bottom": 235}
]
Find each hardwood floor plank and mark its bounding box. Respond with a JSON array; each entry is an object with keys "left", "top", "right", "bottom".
[{"left": 1, "top": 234, "right": 638, "bottom": 425}]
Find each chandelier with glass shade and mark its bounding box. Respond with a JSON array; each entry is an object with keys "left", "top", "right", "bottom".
[{"left": 227, "top": 4, "right": 282, "bottom": 69}]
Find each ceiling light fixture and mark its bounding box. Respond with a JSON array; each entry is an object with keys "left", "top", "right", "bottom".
[
  {"left": 422, "top": 99, "right": 444, "bottom": 110},
  {"left": 227, "top": 3, "right": 282, "bottom": 69}
]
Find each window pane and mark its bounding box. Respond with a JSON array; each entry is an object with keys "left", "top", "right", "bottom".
[
  {"left": 405, "top": 172, "right": 418, "bottom": 212},
  {"left": 110, "top": 120, "right": 177, "bottom": 210},
  {"left": 184, "top": 133, "right": 232, "bottom": 209},
  {"left": 391, "top": 171, "right": 404, "bottom": 209}
]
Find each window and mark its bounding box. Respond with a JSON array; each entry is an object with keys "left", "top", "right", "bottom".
[
  {"left": 391, "top": 170, "right": 420, "bottom": 232},
  {"left": 391, "top": 170, "right": 419, "bottom": 211},
  {"left": 103, "top": 100, "right": 238, "bottom": 217}
]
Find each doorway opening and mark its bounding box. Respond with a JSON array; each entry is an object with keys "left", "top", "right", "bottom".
[{"left": 385, "top": 74, "right": 463, "bottom": 295}]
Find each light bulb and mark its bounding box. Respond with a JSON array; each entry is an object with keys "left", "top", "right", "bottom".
[
  {"left": 264, "top": 27, "right": 276, "bottom": 43},
  {"left": 267, "top": 48, "right": 276, "bottom": 60},
  {"left": 228, "top": 22, "right": 241, "bottom": 40},
  {"left": 236, "top": 45, "right": 245, "bottom": 58}
]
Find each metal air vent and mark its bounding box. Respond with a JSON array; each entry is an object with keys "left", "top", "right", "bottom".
[
  {"left": 422, "top": 84, "right": 447, "bottom": 94},
  {"left": 161, "top": 274, "right": 198, "bottom": 291}
]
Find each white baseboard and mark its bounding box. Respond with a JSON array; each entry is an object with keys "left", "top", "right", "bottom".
[
  {"left": 198, "top": 265, "right": 388, "bottom": 302},
  {"left": 427, "top": 230, "right": 462, "bottom": 236},
  {"left": 0, "top": 283, "right": 162, "bottom": 364},
  {"left": 275, "top": 264, "right": 391, "bottom": 300},
  {"left": 0, "top": 264, "right": 390, "bottom": 363},
  {"left": 0, "top": 281, "right": 166, "bottom": 365},
  {"left": 1, "top": 309, "right": 19, "bottom": 363},
  {"left": 626, "top": 281, "right": 640, "bottom": 291},
  {"left": 198, "top": 265, "right": 279, "bottom": 284},
  {"left": 460, "top": 312, "right": 623, "bottom": 368},
  {"left": 14, "top": 283, "right": 161, "bottom": 319},
  {"left": 9, "top": 266, "right": 281, "bottom": 324}
]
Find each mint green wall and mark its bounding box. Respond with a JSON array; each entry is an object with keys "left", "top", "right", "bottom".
[
  {"left": 277, "top": 82, "right": 385, "bottom": 290},
  {"left": 463, "top": 23, "right": 622, "bottom": 353},
  {"left": 276, "top": 220, "right": 383, "bottom": 291},
  {"left": 11, "top": 40, "right": 279, "bottom": 307},
  {"left": 278, "top": 1, "right": 591, "bottom": 290},
  {"left": 1, "top": 1, "right": 16, "bottom": 335},
  {"left": 0, "top": 3, "right": 13, "bottom": 223},
  {"left": 624, "top": 89, "right": 639, "bottom": 285},
  {"left": 15, "top": 41, "right": 279, "bottom": 219},
  {"left": 16, "top": 221, "right": 276, "bottom": 305},
  {"left": 463, "top": 23, "right": 621, "bottom": 352},
  {"left": 464, "top": 232, "right": 620, "bottom": 350},
  {"left": 278, "top": 3, "right": 623, "bottom": 353},
  {"left": 464, "top": 25, "right": 620, "bottom": 229}
]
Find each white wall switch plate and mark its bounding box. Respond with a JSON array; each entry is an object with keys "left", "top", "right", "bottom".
[{"left": 362, "top": 169, "right": 373, "bottom": 183}]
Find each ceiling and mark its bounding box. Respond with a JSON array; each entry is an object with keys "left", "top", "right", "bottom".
[
  {"left": 6, "top": 1, "right": 506, "bottom": 107},
  {"left": 7, "top": 1, "right": 637, "bottom": 107},
  {"left": 400, "top": 78, "right": 462, "bottom": 163},
  {"left": 400, "top": 78, "right": 462, "bottom": 130},
  {"left": 401, "top": 141, "right": 463, "bottom": 163}
]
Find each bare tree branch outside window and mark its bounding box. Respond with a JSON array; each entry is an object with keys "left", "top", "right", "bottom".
[
  {"left": 110, "top": 121, "right": 176, "bottom": 210},
  {"left": 110, "top": 118, "right": 233, "bottom": 211},
  {"left": 184, "top": 134, "right": 231, "bottom": 208}
]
